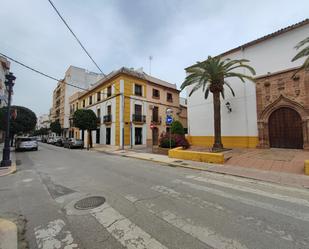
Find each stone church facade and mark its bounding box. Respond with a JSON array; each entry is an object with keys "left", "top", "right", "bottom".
[{"left": 256, "top": 68, "right": 309, "bottom": 149}]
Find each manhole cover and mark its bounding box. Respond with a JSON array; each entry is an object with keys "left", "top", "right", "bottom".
[{"left": 74, "top": 196, "right": 106, "bottom": 210}]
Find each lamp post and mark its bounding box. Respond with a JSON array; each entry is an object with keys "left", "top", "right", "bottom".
[{"left": 1, "top": 72, "right": 16, "bottom": 167}]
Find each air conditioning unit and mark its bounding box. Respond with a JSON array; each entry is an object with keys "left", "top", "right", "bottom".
[{"left": 149, "top": 105, "right": 154, "bottom": 110}]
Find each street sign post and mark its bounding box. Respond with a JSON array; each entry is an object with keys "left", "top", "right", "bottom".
[{"left": 165, "top": 110, "right": 174, "bottom": 149}]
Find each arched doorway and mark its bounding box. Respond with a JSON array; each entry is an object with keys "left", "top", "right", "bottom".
[
  {"left": 152, "top": 127, "right": 159, "bottom": 145},
  {"left": 269, "top": 107, "right": 303, "bottom": 149}
]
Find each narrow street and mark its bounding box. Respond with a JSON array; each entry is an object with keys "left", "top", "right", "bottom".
[{"left": 1, "top": 143, "right": 309, "bottom": 249}]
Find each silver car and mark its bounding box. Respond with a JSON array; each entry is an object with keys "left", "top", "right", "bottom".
[
  {"left": 15, "top": 137, "right": 38, "bottom": 151},
  {"left": 63, "top": 138, "right": 84, "bottom": 149}
]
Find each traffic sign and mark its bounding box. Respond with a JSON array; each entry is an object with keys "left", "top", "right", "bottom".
[{"left": 166, "top": 115, "right": 173, "bottom": 125}]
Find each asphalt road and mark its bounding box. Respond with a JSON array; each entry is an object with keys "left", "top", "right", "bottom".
[{"left": 1, "top": 143, "right": 309, "bottom": 249}]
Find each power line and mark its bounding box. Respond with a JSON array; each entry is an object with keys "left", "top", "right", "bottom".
[
  {"left": 47, "top": 0, "right": 105, "bottom": 76},
  {"left": 0, "top": 52, "right": 88, "bottom": 91}
]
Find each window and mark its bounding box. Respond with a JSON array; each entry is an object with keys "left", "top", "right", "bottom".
[
  {"left": 76, "top": 103, "right": 79, "bottom": 109},
  {"left": 135, "top": 104, "right": 142, "bottom": 115},
  {"left": 167, "top": 92, "right": 173, "bottom": 102},
  {"left": 107, "top": 86, "right": 112, "bottom": 97},
  {"left": 83, "top": 99, "right": 86, "bottom": 108},
  {"left": 89, "top": 96, "right": 92, "bottom": 105},
  {"left": 97, "top": 108, "right": 101, "bottom": 120},
  {"left": 97, "top": 92, "right": 101, "bottom": 102},
  {"left": 72, "top": 104, "right": 75, "bottom": 112},
  {"left": 152, "top": 89, "right": 160, "bottom": 98},
  {"left": 134, "top": 84, "right": 142, "bottom": 96},
  {"left": 107, "top": 105, "right": 112, "bottom": 115},
  {"left": 152, "top": 106, "right": 159, "bottom": 122}
]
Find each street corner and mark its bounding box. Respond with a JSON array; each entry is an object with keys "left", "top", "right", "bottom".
[
  {"left": 0, "top": 162, "right": 17, "bottom": 177},
  {"left": 0, "top": 218, "right": 18, "bottom": 249}
]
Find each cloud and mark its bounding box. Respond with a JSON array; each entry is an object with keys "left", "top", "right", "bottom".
[{"left": 0, "top": 0, "right": 308, "bottom": 115}]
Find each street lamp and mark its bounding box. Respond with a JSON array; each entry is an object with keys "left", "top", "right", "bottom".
[{"left": 1, "top": 72, "right": 16, "bottom": 167}]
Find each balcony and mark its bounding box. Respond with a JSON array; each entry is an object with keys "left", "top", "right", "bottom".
[
  {"left": 132, "top": 114, "right": 146, "bottom": 123},
  {"left": 103, "top": 114, "right": 112, "bottom": 124},
  {"left": 151, "top": 116, "right": 161, "bottom": 125}
]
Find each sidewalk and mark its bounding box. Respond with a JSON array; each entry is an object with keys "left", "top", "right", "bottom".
[
  {"left": 92, "top": 147, "right": 309, "bottom": 189},
  {"left": 0, "top": 144, "right": 17, "bottom": 177}
]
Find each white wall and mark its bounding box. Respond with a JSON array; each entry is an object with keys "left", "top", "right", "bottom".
[
  {"left": 63, "top": 66, "right": 104, "bottom": 130},
  {"left": 187, "top": 24, "right": 309, "bottom": 137}
]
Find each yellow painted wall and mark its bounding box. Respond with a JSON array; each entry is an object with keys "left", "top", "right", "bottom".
[
  {"left": 187, "top": 136, "right": 259, "bottom": 148},
  {"left": 115, "top": 81, "right": 120, "bottom": 145},
  {"left": 169, "top": 147, "right": 224, "bottom": 164}
]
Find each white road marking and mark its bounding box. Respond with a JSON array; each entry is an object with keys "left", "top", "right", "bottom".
[
  {"left": 186, "top": 175, "right": 309, "bottom": 207},
  {"left": 22, "top": 178, "right": 33, "bottom": 183},
  {"left": 124, "top": 192, "right": 248, "bottom": 249},
  {"left": 91, "top": 203, "right": 168, "bottom": 249},
  {"left": 151, "top": 185, "right": 296, "bottom": 243},
  {"left": 34, "top": 219, "right": 79, "bottom": 249},
  {"left": 174, "top": 179, "right": 309, "bottom": 222},
  {"left": 188, "top": 173, "right": 309, "bottom": 195},
  {"left": 151, "top": 185, "right": 226, "bottom": 211}
]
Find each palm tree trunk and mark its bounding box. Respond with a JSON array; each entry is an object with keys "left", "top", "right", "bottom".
[{"left": 212, "top": 91, "right": 223, "bottom": 150}]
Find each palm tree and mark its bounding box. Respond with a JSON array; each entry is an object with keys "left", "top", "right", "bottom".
[
  {"left": 181, "top": 56, "right": 256, "bottom": 151},
  {"left": 292, "top": 37, "right": 309, "bottom": 70}
]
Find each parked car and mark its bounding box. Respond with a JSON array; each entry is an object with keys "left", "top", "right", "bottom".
[
  {"left": 15, "top": 137, "right": 38, "bottom": 151},
  {"left": 63, "top": 138, "right": 84, "bottom": 149},
  {"left": 47, "top": 137, "right": 55, "bottom": 144},
  {"left": 55, "top": 137, "right": 64, "bottom": 147}
]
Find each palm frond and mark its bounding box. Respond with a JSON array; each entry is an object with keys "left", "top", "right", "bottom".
[
  {"left": 189, "top": 82, "right": 203, "bottom": 97},
  {"left": 225, "top": 64, "right": 256, "bottom": 75},
  {"left": 224, "top": 81, "right": 235, "bottom": 96},
  {"left": 295, "top": 37, "right": 309, "bottom": 49},
  {"left": 292, "top": 47, "right": 309, "bottom": 62},
  {"left": 220, "top": 89, "right": 225, "bottom": 99},
  {"left": 224, "top": 72, "right": 255, "bottom": 83},
  {"left": 204, "top": 87, "right": 210, "bottom": 99}
]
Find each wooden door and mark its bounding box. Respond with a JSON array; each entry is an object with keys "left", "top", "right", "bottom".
[
  {"left": 269, "top": 107, "right": 303, "bottom": 149},
  {"left": 152, "top": 127, "right": 159, "bottom": 145}
]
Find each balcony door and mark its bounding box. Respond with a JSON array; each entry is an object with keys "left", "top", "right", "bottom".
[
  {"left": 152, "top": 106, "right": 159, "bottom": 122},
  {"left": 135, "top": 127, "right": 142, "bottom": 145},
  {"left": 135, "top": 104, "right": 142, "bottom": 115}
]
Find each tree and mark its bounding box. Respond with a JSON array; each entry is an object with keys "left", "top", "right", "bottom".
[
  {"left": 0, "top": 105, "right": 37, "bottom": 145},
  {"left": 181, "top": 56, "right": 255, "bottom": 151},
  {"left": 50, "top": 120, "right": 62, "bottom": 135},
  {"left": 171, "top": 120, "right": 185, "bottom": 135},
  {"left": 72, "top": 109, "right": 97, "bottom": 148},
  {"left": 292, "top": 37, "right": 309, "bottom": 71}
]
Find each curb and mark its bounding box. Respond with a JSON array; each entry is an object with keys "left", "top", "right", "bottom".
[
  {"left": 0, "top": 163, "right": 17, "bottom": 177},
  {"left": 123, "top": 155, "right": 309, "bottom": 189},
  {"left": 0, "top": 218, "right": 18, "bottom": 249}
]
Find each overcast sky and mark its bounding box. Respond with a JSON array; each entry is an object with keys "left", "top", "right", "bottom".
[{"left": 0, "top": 0, "right": 308, "bottom": 116}]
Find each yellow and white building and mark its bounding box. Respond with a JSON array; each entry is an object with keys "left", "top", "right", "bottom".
[{"left": 69, "top": 67, "right": 187, "bottom": 147}]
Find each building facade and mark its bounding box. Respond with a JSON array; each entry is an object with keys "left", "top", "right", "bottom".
[
  {"left": 69, "top": 67, "right": 187, "bottom": 147},
  {"left": 37, "top": 114, "right": 50, "bottom": 129},
  {"left": 50, "top": 66, "right": 103, "bottom": 137},
  {"left": 0, "top": 56, "right": 10, "bottom": 108},
  {"left": 0, "top": 56, "right": 10, "bottom": 142},
  {"left": 185, "top": 19, "right": 309, "bottom": 149}
]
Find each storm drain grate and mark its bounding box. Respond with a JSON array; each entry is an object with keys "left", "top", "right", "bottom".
[{"left": 74, "top": 196, "right": 106, "bottom": 210}]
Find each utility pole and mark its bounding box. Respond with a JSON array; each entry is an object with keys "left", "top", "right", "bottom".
[
  {"left": 1, "top": 72, "right": 16, "bottom": 167},
  {"left": 149, "top": 56, "right": 153, "bottom": 75}
]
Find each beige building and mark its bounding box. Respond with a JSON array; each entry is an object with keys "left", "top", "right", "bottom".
[
  {"left": 0, "top": 56, "right": 10, "bottom": 142},
  {"left": 50, "top": 66, "right": 104, "bottom": 137},
  {"left": 69, "top": 67, "right": 187, "bottom": 147}
]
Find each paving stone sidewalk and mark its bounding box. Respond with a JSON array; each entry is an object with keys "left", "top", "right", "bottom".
[{"left": 92, "top": 146, "right": 309, "bottom": 189}]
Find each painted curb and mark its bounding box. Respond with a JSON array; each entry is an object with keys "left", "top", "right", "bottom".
[
  {"left": 0, "top": 218, "right": 18, "bottom": 249},
  {"left": 0, "top": 163, "right": 17, "bottom": 177}
]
